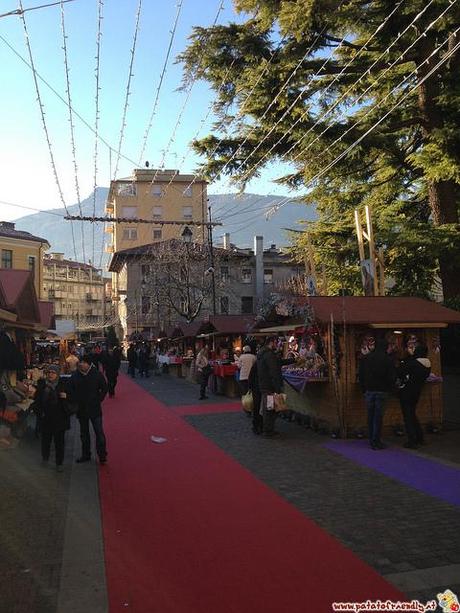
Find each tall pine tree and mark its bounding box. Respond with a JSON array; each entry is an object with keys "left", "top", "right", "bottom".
[{"left": 179, "top": 0, "right": 460, "bottom": 300}]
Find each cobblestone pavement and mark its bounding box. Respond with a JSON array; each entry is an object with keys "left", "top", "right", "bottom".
[
  {"left": 137, "top": 371, "right": 460, "bottom": 605},
  {"left": 125, "top": 366, "right": 236, "bottom": 406},
  {"left": 1, "top": 419, "right": 107, "bottom": 613},
  {"left": 0, "top": 424, "right": 74, "bottom": 613}
]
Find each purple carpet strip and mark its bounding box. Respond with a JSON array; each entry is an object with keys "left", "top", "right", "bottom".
[{"left": 324, "top": 440, "right": 460, "bottom": 507}]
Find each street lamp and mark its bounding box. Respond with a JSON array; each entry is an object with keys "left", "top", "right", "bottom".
[{"left": 181, "top": 226, "right": 193, "bottom": 243}]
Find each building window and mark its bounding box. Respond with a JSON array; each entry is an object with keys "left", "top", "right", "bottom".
[
  {"left": 264, "top": 269, "right": 273, "bottom": 284},
  {"left": 220, "top": 296, "right": 229, "bottom": 314},
  {"left": 1, "top": 249, "right": 13, "bottom": 269},
  {"left": 151, "top": 185, "right": 163, "bottom": 198},
  {"left": 28, "top": 256, "right": 36, "bottom": 272},
  {"left": 141, "top": 296, "right": 151, "bottom": 315},
  {"left": 121, "top": 206, "right": 137, "bottom": 218},
  {"left": 122, "top": 228, "right": 138, "bottom": 240},
  {"left": 153, "top": 228, "right": 162, "bottom": 240},
  {"left": 241, "top": 296, "right": 254, "bottom": 314},
  {"left": 152, "top": 206, "right": 163, "bottom": 220},
  {"left": 117, "top": 182, "right": 136, "bottom": 196},
  {"left": 183, "top": 186, "right": 192, "bottom": 198},
  {"left": 182, "top": 205, "right": 193, "bottom": 220},
  {"left": 220, "top": 266, "right": 229, "bottom": 282},
  {"left": 241, "top": 268, "right": 252, "bottom": 284}
]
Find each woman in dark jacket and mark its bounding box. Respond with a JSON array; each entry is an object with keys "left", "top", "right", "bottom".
[
  {"left": 398, "top": 344, "right": 431, "bottom": 449},
  {"left": 34, "top": 365, "right": 71, "bottom": 471}
]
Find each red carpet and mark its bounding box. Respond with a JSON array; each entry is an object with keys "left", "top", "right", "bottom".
[{"left": 98, "top": 375, "right": 404, "bottom": 613}]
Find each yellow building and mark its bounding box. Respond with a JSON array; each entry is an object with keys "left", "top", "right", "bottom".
[
  {"left": 0, "top": 221, "right": 50, "bottom": 300},
  {"left": 105, "top": 168, "right": 208, "bottom": 252},
  {"left": 105, "top": 168, "right": 208, "bottom": 301},
  {"left": 43, "top": 253, "right": 106, "bottom": 335}
]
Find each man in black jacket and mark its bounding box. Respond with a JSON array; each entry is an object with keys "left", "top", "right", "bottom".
[
  {"left": 398, "top": 344, "right": 431, "bottom": 448},
  {"left": 257, "top": 337, "right": 283, "bottom": 438},
  {"left": 71, "top": 357, "right": 108, "bottom": 464},
  {"left": 359, "top": 339, "right": 396, "bottom": 450}
]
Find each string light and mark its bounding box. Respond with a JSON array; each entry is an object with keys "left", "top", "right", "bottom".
[
  {"left": 17, "top": 0, "right": 78, "bottom": 261},
  {"left": 92, "top": 0, "right": 104, "bottom": 267},
  {"left": 137, "top": 0, "right": 184, "bottom": 167},
  {"left": 60, "top": 0, "right": 86, "bottom": 263},
  {"left": 113, "top": 0, "right": 143, "bottom": 180},
  {"left": 148, "top": 0, "right": 226, "bottom": 190}
]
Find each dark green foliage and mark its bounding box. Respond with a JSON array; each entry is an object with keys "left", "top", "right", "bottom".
[{"left": 180, "top": 0, "right": 460, "bottom": 299}]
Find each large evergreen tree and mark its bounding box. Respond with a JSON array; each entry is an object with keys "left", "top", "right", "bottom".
[{"left": 179, "top": 0, "right": 460, "bottom": 300}]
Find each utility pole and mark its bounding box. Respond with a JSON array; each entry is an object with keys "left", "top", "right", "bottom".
[{"left": 207, "top": 204, "right": 217, "bottom": 315}]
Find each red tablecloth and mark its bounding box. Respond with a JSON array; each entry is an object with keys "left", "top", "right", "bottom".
[
  {"left": 213, "top": 363, "right": 238, "bottom": 378},
  {"left": 169, "top": 357, "right": 183, "bottom": 365}
]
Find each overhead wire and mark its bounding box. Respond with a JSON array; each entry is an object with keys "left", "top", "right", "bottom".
[
  {"left": 60, "top": 0, "right": 86, "bottom": 263},
  {"left": 92, "top": 0, "right": 104, "bottom": 267},
  {"left": 137, "top": 0, "right": 184, "bottom": 167},
  {"left": 0, "top": 199, "right": 66, "bottom": 217},
  {"left": 221, "top": 0, "right": 455, "bottom": 229},
  {"left": 234, "top": 0, "right": 409, "bottom": 186},
  {"left": 0, "top": 0, "right": 75, "bottom": 19},
  {"left": 267, "top": 22, "right": 460, "bottom": 219},
  {"left": 113, "top": 0, "right": 143, "bottom": 180},
  {"left": 240, "top": 0, "right": 445, "bottom": 188},
  {"left": 0, "top": 34, "right": 138, "bottom": 166},
  {"left": 17, "top": 0, "right": 78, "bottom": 261}
]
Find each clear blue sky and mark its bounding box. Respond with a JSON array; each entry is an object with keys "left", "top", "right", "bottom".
[{"left": 0, "top": 0, "right": 294, "bottom": 222}]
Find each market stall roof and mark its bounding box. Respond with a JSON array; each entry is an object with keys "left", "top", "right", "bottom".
[
  {"left": 295, "top": 296, "right": 460, "bottom": 326},
  {"left": 197, "top": 315, "right": 257, "bottom": 336},
  {"left": 0, "top": 269, "right": 42, "bottom": 328}
]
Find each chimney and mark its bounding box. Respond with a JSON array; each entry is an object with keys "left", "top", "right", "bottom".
[
  {"left": 223, "top": 233, "right": 231, "bottom": 250},
  {"left": 254, "top": 235, "right": 264, "bottom": 304}
]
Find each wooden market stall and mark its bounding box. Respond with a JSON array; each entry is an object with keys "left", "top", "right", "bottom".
[
  {"left": 195, "top": 315, "right": 257, "bottom": 397},
  {"left": 268, "top": 296, "right": 460, "bottom": 437}
]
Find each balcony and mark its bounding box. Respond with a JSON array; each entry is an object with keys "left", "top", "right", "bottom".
[
  {"left": 105, "top": 224, "right": 114, "bottom": 233},
  {"left": 105, "top": 201, "right": 114, "bottom": 212},
  {"left": 105, "top": 244, "right": 115, "bottom": 253}
]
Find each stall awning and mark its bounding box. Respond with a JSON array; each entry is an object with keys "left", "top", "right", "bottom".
[{"left": 293, "top": 296, "right": 460, "bottom": 326}]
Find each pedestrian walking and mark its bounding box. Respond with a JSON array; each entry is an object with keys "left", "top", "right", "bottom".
[
  {"left": 358, "top": 339, "right": 396, "bottom": 450},
  {"left": 33, "top": 365, "right": 71, "bottom": 472},
  {"left": 196, "top": 347, "right": 211, "bottom": 400},
  {"left": 138, "top": 343, "right": 150, "bottom": 378},
  {"left": 237, "top": 345, "right": 257, "bottom": 397},
  {"left": 71, "top": 356, "right": 108, "bottom": 464},
  {"left": 127, "top": 343, "right": 137, "bottom": 378},
  {"left": 257, "top": 337, "right": 284, "bottom": 438},
  {"left": 398, "top": 344, "right": 431, "bottom": 449},
  {"left": 248, "top": 361, "right": 262, "bottom": 435},
  {"left": 102, "top": 347, "right": 120, "bottom": 398}
]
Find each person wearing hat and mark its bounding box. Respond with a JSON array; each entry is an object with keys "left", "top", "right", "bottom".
[
  {"left": 237, "top": 345, "right": 256, "bottom": 397},
  {"left": 33, "top": 365, "right": 71, "bottom": 472}
]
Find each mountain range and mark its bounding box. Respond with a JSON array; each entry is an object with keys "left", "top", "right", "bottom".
[{"left": 12, "top": 188, "right": 316, "bottom": 267}]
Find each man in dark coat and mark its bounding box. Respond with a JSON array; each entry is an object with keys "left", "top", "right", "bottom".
[
  {"left": 34, "top": 365, "right": 71, "bottom": 471},
  {"left": 102, "top": 347, "right": 120, "bottom": 398},
  {"left": 71, "top": 356, "right": 108, "bottom": 464},
  {"left": 359, "top": 339, "right": 396, "bottom": 450},
  {"left": 256, "top": 337, "right": 283, "bottom": 437},
  {"left": 127, "top": 343, "right": 137, "bottom": 378},
  {"left": 398, "top": 344, "right": 431, "bottom": 448}
]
